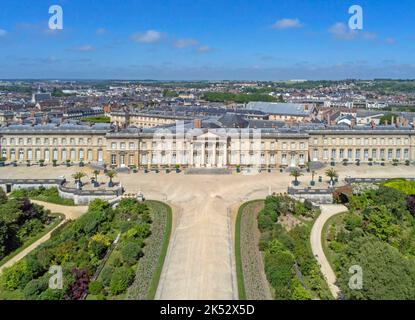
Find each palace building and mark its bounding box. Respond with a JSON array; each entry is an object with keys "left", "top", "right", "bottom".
[{"left": 0, "top": 118, "right": 414, "bottom": 169}]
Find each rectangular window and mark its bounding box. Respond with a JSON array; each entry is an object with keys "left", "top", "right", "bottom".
[
  {"left": 404, "top": 149, "right": 409, "bottom": 160},
  {"left": 111, "top": 154, "right": 117, "bottom": 165}
]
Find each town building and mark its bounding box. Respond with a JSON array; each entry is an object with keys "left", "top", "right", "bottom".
[{"left": 1, "top": 120, "right": 414, "bottom": 170}]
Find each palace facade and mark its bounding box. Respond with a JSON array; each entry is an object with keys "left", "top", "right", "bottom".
[{"left": 0, "top": 121, "right": 414, "bottom": 169}]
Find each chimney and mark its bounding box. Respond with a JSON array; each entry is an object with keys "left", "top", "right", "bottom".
[{"left": 194, "top": 119, "right": 202, "bottom": 129}]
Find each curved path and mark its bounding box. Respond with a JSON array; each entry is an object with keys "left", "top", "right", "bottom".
[
  {"left": 310, "top": 204, "right": 347, "bottom": 299},
  {"left": 0, "top": 201, "right": 87, "bottom": 274}
]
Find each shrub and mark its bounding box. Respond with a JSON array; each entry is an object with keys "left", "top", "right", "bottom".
[
  {"left": 121, "top": 242, "right": 142, "bottom": 266},
  {"left": 264, "top": 251, "right": 295, "bottom": 300},
  {"left": 23, "top": 277, "right": 48, "bottom": 300},
  {"left": 344, "top": 214, "right": 363, "bottom": 231},
  {"left": 109, "top": 267, "right": 135, "bottom": 295},
  {"left": 101, "top": 266, "right": 113, "bottom": 287},
  {"left": 89, "top": 280, "right": 103, "bottom": 295}
]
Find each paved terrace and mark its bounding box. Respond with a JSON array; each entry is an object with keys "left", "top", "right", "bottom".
[{"left": 2, "top": 164, "right": 415, "bottom": 299}]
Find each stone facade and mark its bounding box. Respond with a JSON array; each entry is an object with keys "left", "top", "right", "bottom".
[{"left": 0, "top": 123, "right": 414, "bottom": 169}]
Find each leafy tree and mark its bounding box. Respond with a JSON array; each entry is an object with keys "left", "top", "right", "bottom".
[
  {"left": 290, "top": 169, "right": 302, "bottom": 185},
  {"left": 101, "top": 266, "right": 114, "bottom": 287},
  {"left": 1, "top": 260, "right": 32, "bottom": 290},
  {"left": 325, "top": 168, "right": 338, "bottom": 184},
  {"left": 109, "top": 267, "right": 135, "bottom": 295},
  {"left": 65, "top": 268, "right": 90, "bottom": 300},
  {"left": 407, "top": 196, "right": 415, "bottom": 217},
  {"left": 23, "top": 277, "right": 48, "bottom": 300},
  {"left": 89, "top": 233, "right": 111, "bottom": 258},
  {"left": 344, "top": 214, "right": 363, "bottom": 232},
  {"left": 121, "top": 242, "right": 142, "bottom": 265},
  {"left": 264, "top": 250, "right": 295, "bottom": 300},
  {"left": 105, "top": 170, "right": 116, "bottom": 186},
  {"left": 336, "top": 236, "right": 415, "bottom": 300},
  {"left": 88, "top": 280, "right": 103, "bottom": 295},
  {"left": 38, "top": 288, "right": 65, "bottom": 300},
  {"left": 0, "top": 188, "right": 7, "bottom": 205},
  {"left": 291, "top": 279, "right": 312, "bottom": 300},
  {"left": 364, "top": 206, "right": 400, "bottom": 242}
]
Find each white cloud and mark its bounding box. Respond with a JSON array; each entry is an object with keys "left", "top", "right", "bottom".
[
  {"left": 173, "top": 38, "right": 199, "bottom": 48},
  {"left": 272, "top": 18, "right": 303, "bottom": 29},
  {"left": 131, "top": 30, "right": 162, "bottom": 43},
  {"left": 385, "top": 37, "right": 396, "bottom": 45},
  {"left": 72, "top": 45, "right": 95, "bottom": 52},
  {"left": 197, "top": 45, "right": 212, "bottom": 53},
  {"left": 0, "top": 29, "right": 7, "bottom": 37},
  {"left": 96, "top": 28, "right": 107, "bottom": 35},
  {"left": 328, "top": 22, "right": 357, "bottom": 40},
  {"left": 328, "top": 22, "right": 378, "bottom": 41}
]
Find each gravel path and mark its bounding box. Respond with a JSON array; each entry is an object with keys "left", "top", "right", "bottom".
[{"left": 310, "top": 204, "right": 347, "bottom": 299}]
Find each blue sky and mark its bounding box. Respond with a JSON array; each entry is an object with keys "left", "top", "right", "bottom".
[{"left": 0, "top": 0, "right": 414, "bottom": 80}]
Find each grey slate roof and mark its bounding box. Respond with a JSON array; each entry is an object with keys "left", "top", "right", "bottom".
[{"left": 246, "top": 102, "right": 315, "bottom": 116}]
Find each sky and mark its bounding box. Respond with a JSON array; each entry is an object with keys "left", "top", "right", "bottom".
[{"left": 0, "top": 0, "right": 414, "bottom": 80}]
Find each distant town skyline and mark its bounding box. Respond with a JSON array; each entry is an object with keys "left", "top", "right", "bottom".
[{"left": 0, "top": 0, "right": 415, "bottom": 80}]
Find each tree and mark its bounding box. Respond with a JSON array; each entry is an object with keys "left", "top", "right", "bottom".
[
  {"left": 101, "top": 266, "right": 114, "bottom": 287},
  {"left": 93, "top": 170, "right": 100, "bottom": 181},
  {"left": 88, "top": 280, "right": 103, "bottom": 295},
  {"left": 121, "top": 241, "right": 142, "bottom": 265},
  {"left": 336, "top": 236, "right": 415, "bottom": 299},
  {"left": 264, "top": 250, "right": 295, "bottom": 300},
  {"left": 325, "top": 168, "right": 338, "bottom": 185},
  {"left": 407, "top": 196, "right": 415, "bottom": 217},
  {"left": 290, "top": 169, "right": 303, "bottom": 186},
  {"left": 0, "top": 220, "right": 9, "bottom": 259},
  {"left": 89, "top": 233, "right": 111, "bottom": 258},
  {"left": 0, "top": 188, "right": 7, "bottom": 205},
  {"left": 65, "top": 268, "right": 90, "bottom": 300},
  {"left": 72, "top": 172, "right": 86, "bottom": 189},
  {"left": 106, "top": 170, "right": 116, "bottom": 187},
  {"left": 23, "top": 277, "right": 48, "bottom": 300},
  {"left": 109, "top": 267, "right": 135, "bottom": 295}
]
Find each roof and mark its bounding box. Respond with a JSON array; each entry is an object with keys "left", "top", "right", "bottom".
[
  {"left": 217, "top": 114, "right": 249, "bottom": 128},
  {"left": 246, "top": 102, "right": 315, "bottom": 116}
]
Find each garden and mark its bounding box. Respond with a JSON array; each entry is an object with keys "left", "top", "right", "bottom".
[
  {"left": 11, "top": 187, "right": 75, "bottom": 206},
  {"left": 236, "top": 194, "right": 332, "bottom": 300},
  {"left": 0, "top": 197, "right": 172, "bottom": 300},
  {"left": 324, "top": 182, "right": 415, "bottom": 299},
  {"left": 0, "top": 188, "right": 63, "bottom": 268}
]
